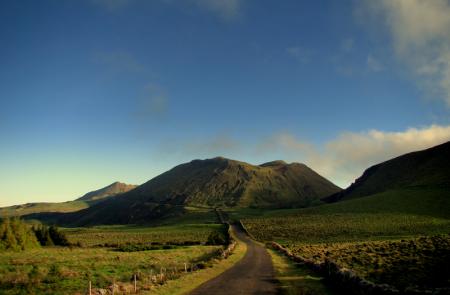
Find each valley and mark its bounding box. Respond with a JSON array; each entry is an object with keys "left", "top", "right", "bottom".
[{"left": 1, "top": 142, "right": 449, "bottom": 294}]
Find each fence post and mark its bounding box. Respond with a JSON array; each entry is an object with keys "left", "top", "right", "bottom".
[
  {"left": 88, "top": 280, "right": 92, "bottom": 295},
  {"left": 112, "top": 279, "right": 115, "bottom": 295},
  {"left": 184, "top": 263, "right": 187, "bottom": 273},
  {"left": 134, "top": 274, "right": 137, "bottom": 293}
]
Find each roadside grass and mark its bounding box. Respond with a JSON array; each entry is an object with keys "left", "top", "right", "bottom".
[
  {"left": 288, "top": 235, "right": 450, "bottom": 291},
  {"left": 268, "top": 248, "right": 336, "bottom": 295},
  {"left": 243, "top": 188, "right": 450, "bottom": 292},
  {"left": 0, "top": 245, "right": 222, "bottom": 295},
  {"left": 149, "top": 227, "right": 247, "bottom": 295}
]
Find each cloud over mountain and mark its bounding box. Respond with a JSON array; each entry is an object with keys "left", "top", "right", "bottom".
[
  {"left": 361, "top": 0, "right": 450, "bottom": 106},
  {"left": 270, "top": 125, "right": 450, "bottom": 187}
]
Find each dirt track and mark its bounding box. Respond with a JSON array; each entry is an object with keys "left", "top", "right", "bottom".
[{"left": 189, "top": 224, "right": 278, "bottom": 295}]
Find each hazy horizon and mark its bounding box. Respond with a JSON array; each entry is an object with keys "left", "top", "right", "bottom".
[{"left": 1, "top": 0, "right": 450, "bottom": 207}]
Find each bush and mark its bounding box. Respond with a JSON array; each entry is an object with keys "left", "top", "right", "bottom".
[
  {"left": 0, "top": 218, "right": 40, "bottom": 251},
  {"left": 48, "top": 226, "right": 69, "bottom": 246},
  {"left": 33, "top": 224, "right": 69, "bottom": 247},
  {"left": 206, "top": 231, "right": 228, "bottom": 245}
]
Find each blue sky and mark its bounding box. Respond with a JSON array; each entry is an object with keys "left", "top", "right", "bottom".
[{"left": 1, "top": 0, "right": 450, "bottom": 206}]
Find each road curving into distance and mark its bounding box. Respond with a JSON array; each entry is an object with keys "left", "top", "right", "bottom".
[{"left": 189, "top": 224, "right": 278, "bottom": 295}]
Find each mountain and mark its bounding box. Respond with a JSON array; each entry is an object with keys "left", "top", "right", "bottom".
[
  {"left": 323, "top": 141, "right": 450, "bottom": 203},
  {"left": 46, "top": 157, "right": 341, "bottom": 225},
  {"left": 76, "top": 182, "right": 138, "bottom": 202},
  {"left": 0, "top": 182, "right": 137, "bottom": 217}
]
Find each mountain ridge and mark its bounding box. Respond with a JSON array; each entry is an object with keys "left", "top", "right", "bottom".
[
  {"left": 0, "top": 181, "right": 137, "bottom": 217},
  {"left": 41, "top": 157, "right": 341, "bottom": 225},
  {"left": 323, "top": 141, "right": 450, "bottom": 203}
]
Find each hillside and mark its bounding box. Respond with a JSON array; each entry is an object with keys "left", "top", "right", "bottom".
[
  {"left": 0, "top": 201, "right": 89, "bottom": 218},
  {"left": 0, "top": 182, "right": 136, "bottom": 217},
  {"left": 323, "top": 141, "right": 450, "bottom": 203},
  {"left": 46, "top": 157, "right": 341, "bottom": 225},
  {"left": 76, "top": 182, "right": 138, "bottom": 202}
]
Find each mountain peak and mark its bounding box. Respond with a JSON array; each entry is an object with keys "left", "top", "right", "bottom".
[
  {"left": 260, "top": 160, "right": 288, "bottom": 167},
  {"left": 76, "top": 182, "right": 137, "bottom": 202},
  {"left": 60, "top": 157, "right": 341, "bottom": 225}
]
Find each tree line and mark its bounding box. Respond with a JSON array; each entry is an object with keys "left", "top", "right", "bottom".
[{"left": 0, "top": 217, "right": 69, "bottom": 251}]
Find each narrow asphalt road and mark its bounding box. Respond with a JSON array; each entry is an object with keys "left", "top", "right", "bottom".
[{"left": 189, "top": 224, "right": 278, "bottom": 295}]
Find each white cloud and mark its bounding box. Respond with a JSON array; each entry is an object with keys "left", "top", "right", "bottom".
[
  {"left": 156, "top": 124, "right": 450, "bottom": 188},
  {"left": 270, "top": 125, "right": 450, "bottom": 187},
  {"left": 362, "top": 0, "right": 450, "bottom": 105},
  {"left": 286, "top": 46, "right": 312, "bottom": 64}
]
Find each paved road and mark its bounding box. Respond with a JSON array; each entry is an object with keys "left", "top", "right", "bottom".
[{"left": 189, "top": 224, "right": 278, "bottom": 295}]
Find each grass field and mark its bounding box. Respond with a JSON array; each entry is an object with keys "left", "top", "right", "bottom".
[
  {"left": 288, "top": 235, "right": 450, "bottom": 291},
  {"left": 242, "top": 188, "right": 450, "bottom": 244},
  {"left": 0, "top": 209, "right": 233, "bottom": 295},
  {"left": 150, "top": 224, "right": 247, "bottom": 295},
  {"left": 63, "top": 223, "right": 225, "bottom": 247},
  {"left": 242, "top": 188, "right": 450, "bottom": 292},
  {"left": 0, "top": 245, "right": 222, "bottom": 295},
  {"left": 150, "top": 206, "right": 220, "bottom": 225},
  {"left": 243, "top": 213, "right": 450, "bottom": 244}
]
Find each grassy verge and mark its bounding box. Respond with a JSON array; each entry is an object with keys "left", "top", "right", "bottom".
[
  {"left": 150, "top": 228, "right": 247, "bottom": 295},
  {"left": 268, "top": 248, "right": 336, "bottom": 295}
]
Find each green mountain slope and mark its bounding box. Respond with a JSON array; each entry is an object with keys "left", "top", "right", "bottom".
[
  {"left": 239, "top": 142, "right": 450, "bottom": 245},
  {"left": 306, "top": 188, "right": 450, "bottom": 218},
  {"left": 48, "top": 157, "right": 341, "bottom": 225},
  {"left": 241, "top": 186, "right": 450, "bottom": 244},
  {"left": 323, "top": 141, "right": 450, "bottom": 203},
  {"left": 0, "top": 182, "right": 137, "bottom": 217}
]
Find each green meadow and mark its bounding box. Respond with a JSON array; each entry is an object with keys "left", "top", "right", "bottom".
[
  {"left": 0, "top": 245, "right": 223, "bottom": 295},
  {"left": 63, "top": 223, "right": 225, "bottom": 247},
  {"left": 241, "top": 188, "right": 450, "bottom": 292},
  {"left": 0, "top": 212, "right": 231, "bottom": 295}
]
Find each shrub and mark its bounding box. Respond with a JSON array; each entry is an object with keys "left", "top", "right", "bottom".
[
  {"left": 33, "top": 225, "right": 69, "bottom": 246},
  {"left": 0, "top": 218, "right": 40, "bottom": 251},
  {"left": 206, "top": 231, "right": 228, "bottom": 245}
]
